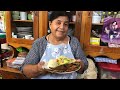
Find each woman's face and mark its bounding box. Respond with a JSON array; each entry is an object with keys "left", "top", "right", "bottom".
[{"left": 49, "top": 16, "right": 69, "bottom": 38}]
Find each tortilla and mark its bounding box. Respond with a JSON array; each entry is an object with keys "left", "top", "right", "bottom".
[{"left": 45, "top": 56, "right": 81, "bottom": 73}]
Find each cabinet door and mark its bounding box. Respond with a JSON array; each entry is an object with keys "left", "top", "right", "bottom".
[
  {"left": 82, "top": 11, "right": 120, "bottom": 59},
  {"left": 5, "top": 11, "right": 39, "bottom": 49},
  {"left": 43, "top": 11, "right": 82, "bottom": 43}
]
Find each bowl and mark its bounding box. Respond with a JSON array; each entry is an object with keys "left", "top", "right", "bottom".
[
  {"left": 17, "top": 32, "right": 33, "bottom": 38},
  {"left": 16, "top": 27, "right": 33, "bottom": 32}
]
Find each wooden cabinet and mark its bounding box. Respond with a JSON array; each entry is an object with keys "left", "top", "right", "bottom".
[
  {"left": 80, "top": 11, "right": 120, "bottom": 59},
  {"left": 3, "top": 11, "right": 48, "bottom": 79},
  {"left": 5, "top": 11, "right": 48, "bottom": 55},
  {"left": 5, "top": 11, "right": 39, "bottom": 50}
]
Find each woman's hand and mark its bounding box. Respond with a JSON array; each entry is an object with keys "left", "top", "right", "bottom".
[
  {"left": 75, "top": 59, "right": 84, "bottom": 74},
  {"left": 37, "top": 61, "right": 48, "bottom": 75}
]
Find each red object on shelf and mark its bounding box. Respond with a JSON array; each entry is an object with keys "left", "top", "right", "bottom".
[
  {"left": 0, "top": 50, "right": 12, "bottom": 58},
  {"left": 0, "top": 38, "right": 6, "bottom": 44},
  {"left": 98, "top": 62, "right": 120, "bottom": 72},
  {"left": 0, "top": 38, "right": 7, "bottom": 67}
]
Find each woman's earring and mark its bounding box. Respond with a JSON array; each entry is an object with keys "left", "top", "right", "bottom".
[{"left": 48, "top": 27, "right": 51, "bottom": 34}]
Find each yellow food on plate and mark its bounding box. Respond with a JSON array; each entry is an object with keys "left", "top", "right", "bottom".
[
  {"left": 47, "top": 56, "right": 76, "bottom": 68},
  {"left": 46, "top": 56, "right": 81, "bottom": 73},
  {"left": 57, "top": 56, "right": 75, "bottom": 65},
  {"left": 47, "top": 59, "right": 59, "bottom": 68}
]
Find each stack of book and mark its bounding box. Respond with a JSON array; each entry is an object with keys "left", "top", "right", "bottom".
[{"left": 6, "top": 57, "right": 25, "bottom": 68}]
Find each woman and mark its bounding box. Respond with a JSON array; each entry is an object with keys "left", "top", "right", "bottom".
[{"left": 20, "top": 11, "right": 88, "bottom": 79}]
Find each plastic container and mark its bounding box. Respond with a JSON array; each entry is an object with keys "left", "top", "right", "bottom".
[
  {"left": 98, "top": 62, "right": 120, "bottom": 79},
  {"left": 92, "top": 16, "right": 101, "bottom": 24},
  {"left": 20, "top": 12, "right": 27, "bottom": 20},
  {"left": 0, "top": 33, "right": 6, "bottom": 38}
]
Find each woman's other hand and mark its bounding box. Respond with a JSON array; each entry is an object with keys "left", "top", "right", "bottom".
[
  {"left": 37, "top": 61, "right": 48, "bottom": 75},
  {"left": 75, "top": 59, "right": 84, "bottom": 74}
]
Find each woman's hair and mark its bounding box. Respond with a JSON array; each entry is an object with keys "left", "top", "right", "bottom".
[{"left": 49, "top": 11, "right": 71, "bottom": 22}]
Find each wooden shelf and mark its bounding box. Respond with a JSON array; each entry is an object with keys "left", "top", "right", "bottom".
[
  {"left": 5, "top": 11, "right": 39, "bottom": 53},
  {"left": 8, "top": 43, "right": 32, "bottom": 50},
  {"left": 92, "top": 23, "right": 103, "bottom": 25},
  {"left": 84, "top": 45, "right": 120, "bottom": 59},
  {"left": 81, "top": 11, "right": 120, "bottom": 60},
  {"left": 85, "top": 50, "right": 120, "bottom": 60},
  {"left": 13, "top": 20, "right": 33, "bottom": 22}
]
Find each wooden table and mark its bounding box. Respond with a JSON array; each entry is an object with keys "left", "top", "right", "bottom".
[{"left": 0, "top": 60, "right": 27, "bottom": 79}]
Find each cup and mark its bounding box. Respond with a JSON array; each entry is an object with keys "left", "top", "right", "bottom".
[
  {"left": 72, "top": 15, "right": 76, "bottom": 22},
  {"left": 13, "top": 35, "right": 17, "bottom": 38},
  {"left": 12, "top": 11, "right": 20, "bottom": 15},
  {"left": 12, "top": 15, "right": 20, "bottom": 20},
  {"left": 92, "top": 16, "right": 101, "bottom": 24},
  {"left": 25, "top": 35, "right": 32, "bottom": 39},
  {"left": 28, "top": 14, "right": 32, "bottom": 20},
  {"left": 20, "top": 12, "right": 27, "bottom": 20}
]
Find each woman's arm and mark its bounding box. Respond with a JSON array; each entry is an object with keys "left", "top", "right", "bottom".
[
  {"left": 19, "top": 39, "right": 46, "bottom": 78},
  {"left": 22, "top": 62, "right": 47, "bottom": 78},
  {"left": 70, "top": 37, "right": 88, "bottom": 73},
  {"left": 75, "top": 59, "right": 84, "bottom": 74},
  {"left": 76, "top": 42, "right": 88, "bottom": 73}
]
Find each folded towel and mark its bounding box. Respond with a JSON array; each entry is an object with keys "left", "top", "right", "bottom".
[{"left": 94, "top": 57, "right": 117, "bottom": 64}]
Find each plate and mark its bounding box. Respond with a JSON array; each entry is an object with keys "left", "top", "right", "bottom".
[
  {"left": 44, "top": 62, "right": 81, "bottom": 74},
  {"left": 53, "top": 66, "right": 81, "bottom": 74}
]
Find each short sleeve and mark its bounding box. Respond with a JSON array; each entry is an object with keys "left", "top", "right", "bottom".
[
  {"left": 19, "top": 39, "right": 40, "bottom": 72},
  {"left": 70, "top": 36, "right": 88, "bottom": 71}
]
